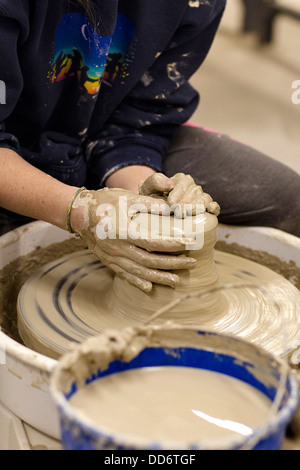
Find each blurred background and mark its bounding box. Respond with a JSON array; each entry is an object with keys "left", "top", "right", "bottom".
[{"left": 190, "top": 0, "right": 300, "bottom": 174}]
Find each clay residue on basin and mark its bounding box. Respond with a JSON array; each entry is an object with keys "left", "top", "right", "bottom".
[
  {"left": 215, "top": 241, "right": 300, "bottom": 290},
  {"left": 0, "top": 238, "right": 86, "bottom": 343}
]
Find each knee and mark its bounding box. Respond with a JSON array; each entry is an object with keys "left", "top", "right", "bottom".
[{"left": 270, "top": 172, "right": 300, "bottom": 237}]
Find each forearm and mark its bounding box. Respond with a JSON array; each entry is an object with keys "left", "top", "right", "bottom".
[{"left": 0, "top": 148, "right": 79, "bottom": 230}]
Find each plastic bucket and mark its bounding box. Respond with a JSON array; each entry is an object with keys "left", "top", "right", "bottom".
[{"left": 50, "top": 326, "right": 299, "bottom": 450}]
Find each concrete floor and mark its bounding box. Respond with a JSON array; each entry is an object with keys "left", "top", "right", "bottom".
[{"left": 190, "top": 0, "right": 300, "bottom": 175}]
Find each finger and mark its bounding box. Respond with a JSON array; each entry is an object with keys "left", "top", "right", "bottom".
[
  {"left": 94, "top": 243, "right": 181, "bottom": 287},
  {"left": 207, "top": 201, "right": 221, "bottom": 216},
  {"left": 183, "top": 187, "right": 210, "bottom": 216},
  {"left": 171, "top": 173, "right": 195, "bottom": 185},
  {"left": 201, "top": 192, "right": 213, "bottom": 206},
  {"left": 170, "top": 186, "right": 204, "bottom": 217},
  {"left": 181, "top": 185, "right": 204, "bottom": 203},
  {"left": 107, "top": 263, "right": 153, "bottom": 293},
  {"left": 190, "top": 192, "right": 220, "bottom": 216},
  {"left": 127, "top": 246, "right": 197, "bottom": 270},
  {"left": 101, "top": 240, "right": 196, "bottom": 270},
  {"left": 107, "top": 256, "right": 180, "bottom": 288},
  {"left": 139, "top": 173, "right": 175, "bottom": 196},
  {"left": 167, "top": 174, "right": 195, "bottom": 206},
  {"left": 127, "top": 194, "right": 171, "bottom": 215},
  {"left": 133, "top": 235, "right": 197, "bottom": 253}
]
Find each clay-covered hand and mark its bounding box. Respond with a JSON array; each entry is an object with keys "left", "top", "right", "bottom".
[
  {"left": 70, "top": 188, "right": 196, "bottom": 293},
  {"left": 139, "top": 172, "right": 220, "bottom": 217}
]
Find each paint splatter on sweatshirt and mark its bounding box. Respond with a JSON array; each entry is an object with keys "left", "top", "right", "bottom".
[{"left": 0, "top": 0, "right": 226, "bottom": 187}]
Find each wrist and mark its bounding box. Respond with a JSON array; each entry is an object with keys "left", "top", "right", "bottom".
[
  {"left": 69, "top": 204, "right": 84, "bottom": 234},
  {"left": 67, "top": 187, "right": 87, "bottom": 234}
]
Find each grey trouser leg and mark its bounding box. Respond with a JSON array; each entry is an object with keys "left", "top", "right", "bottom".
[{"left": 163, "top": 125, "right": 300, "bottom": 237}]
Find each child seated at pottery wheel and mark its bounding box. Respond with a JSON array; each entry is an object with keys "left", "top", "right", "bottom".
[{"left": 0, "top": 0, "right": 299, "bottom": 293}]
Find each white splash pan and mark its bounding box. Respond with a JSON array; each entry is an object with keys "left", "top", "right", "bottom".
[{"left": 0, "top": 221, "right": 299, "bottom": 439}]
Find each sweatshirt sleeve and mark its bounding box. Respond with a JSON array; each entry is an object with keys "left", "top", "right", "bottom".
[
  {"left": 86, "top": 2, "right": 226, "bottom": 186},
  {"left": 0, "top": 14, "right": 26, "bottom": 154}
]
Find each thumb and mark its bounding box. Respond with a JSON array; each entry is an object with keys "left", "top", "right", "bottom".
[{"left": 139, "top": 173, "right": 175, "bottom": 196}]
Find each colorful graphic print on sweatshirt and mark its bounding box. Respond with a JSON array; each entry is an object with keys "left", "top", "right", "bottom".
[{"left": 48, "top": 12, "right": 137, "bottom": 96}]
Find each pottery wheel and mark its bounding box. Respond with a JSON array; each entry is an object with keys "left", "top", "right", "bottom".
[{"left": 17, "top": 248, "right": 300, "bottom": 359}]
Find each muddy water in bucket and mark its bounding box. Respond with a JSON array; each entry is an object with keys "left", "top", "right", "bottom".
[
  {"left": 69, "top": 366, "right": 272, "bottom": 442},
  {"left": 50, "top": 326, "right": 299, "bottom": 450}
]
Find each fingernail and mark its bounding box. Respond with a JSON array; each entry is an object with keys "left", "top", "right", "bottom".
[
  {"left": 140, "top": 280, "right": 153, "bottom": 293},
  {"left": 187, "top": 257, "right": 197, "bottom": 266},
  {"left": 169, "top": 274, "right": 180, "bottom": 288}
]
